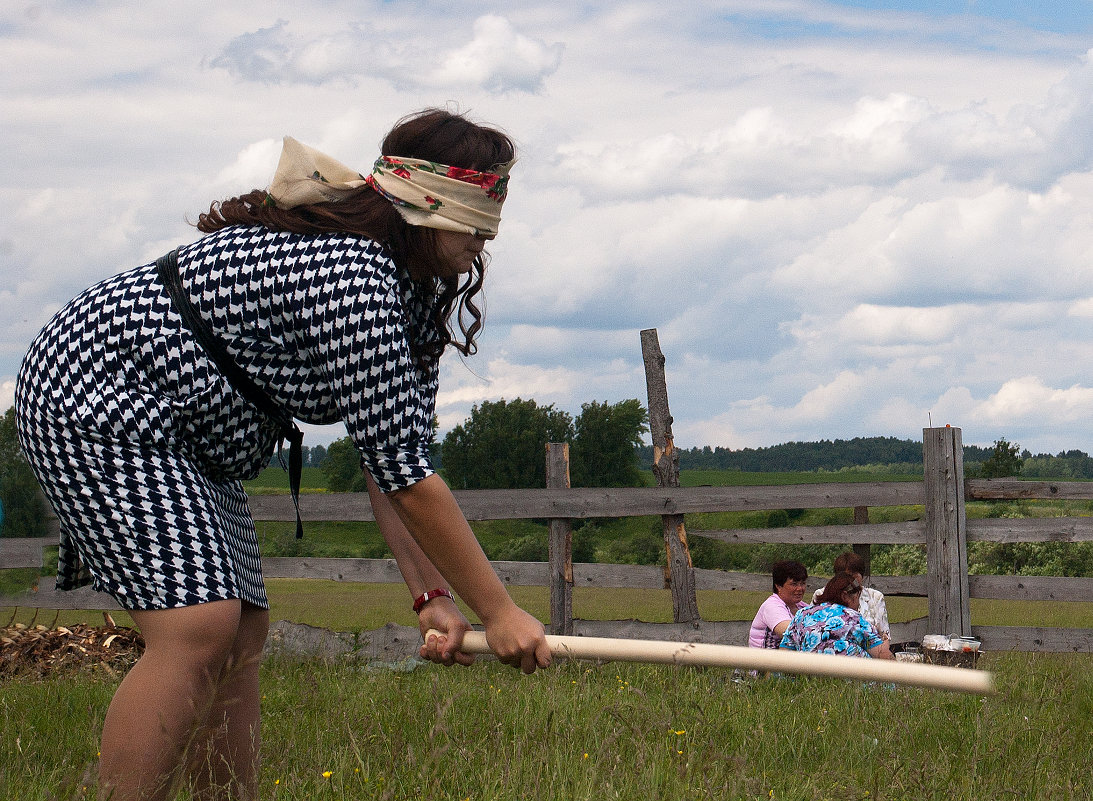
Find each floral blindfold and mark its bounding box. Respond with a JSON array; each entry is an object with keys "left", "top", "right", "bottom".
[{"left": 267, "top": 136, "right": 513, "bottom": 237}]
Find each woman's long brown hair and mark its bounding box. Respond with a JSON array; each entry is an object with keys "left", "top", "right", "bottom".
[
  {"left": 195, "top": 108, "right": 516, "bottom": 365},
  {"left": 816, "top": 572, "right": 861, "bottom": 605}
]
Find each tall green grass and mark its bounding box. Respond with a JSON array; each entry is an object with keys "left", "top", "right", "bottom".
[{"left": 3, "top": 651, "right": 1091, "bottom": 800}]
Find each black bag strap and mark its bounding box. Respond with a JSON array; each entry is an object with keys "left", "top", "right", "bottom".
[{"left": 155, "top": 248, "right": 305, "bottom": 539}]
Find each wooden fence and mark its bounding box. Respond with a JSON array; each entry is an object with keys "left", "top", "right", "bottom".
[{"left": 3, "top": 425, "right": 1092, "bottom": 653}]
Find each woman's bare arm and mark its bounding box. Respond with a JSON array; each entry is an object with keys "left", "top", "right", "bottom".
[
  {"left": 365, "top": 470, "right": 447, "bottom": 598},
  {"left": 382, "top": 472, "right": 550, "bottom": 673},
  {"left": 868, "top": 642, "right": 895, "bottom": 660}
]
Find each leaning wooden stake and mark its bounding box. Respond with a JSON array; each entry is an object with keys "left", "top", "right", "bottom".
[
  {"left": 429, "top": 630, "right": 994, "bottom": 696},
  {"left": 640, "top": 328, "right": 700, "bottom": 624}
]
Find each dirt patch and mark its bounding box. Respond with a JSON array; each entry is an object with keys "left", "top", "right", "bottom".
[
  {"left": 1, "top": 619, "right": 424, "bottom": 678},
  {"left": 1, "top": 618, "right": 144, "bottom": 679}
]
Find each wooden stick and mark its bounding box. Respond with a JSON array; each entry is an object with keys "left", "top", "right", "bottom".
[{"left": 426, "top": 630, "right": 994, "bottom": 696}]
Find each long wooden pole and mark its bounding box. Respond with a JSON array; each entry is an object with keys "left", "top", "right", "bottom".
[{"left": 430, "top": 630, "right": 993, "bottom": 696}]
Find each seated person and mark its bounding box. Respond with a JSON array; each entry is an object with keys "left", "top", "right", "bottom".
[
  {"left": 748, "top": 559, "right": 809, "bottom": 649},
  {"left": 781, "top": 572, "right": 893, "bottom": 659},
  {"left": 813, "top": 550, "right": 890, "bottom": 642}
]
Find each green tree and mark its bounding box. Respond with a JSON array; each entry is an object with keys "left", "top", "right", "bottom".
[
  {"left": 321, "top": 436, "right": 366, "bottom": 492},
  {"left": 442, "top": 398, "right": 573, "bottom": 489},
  {"left": 0, "top": 406, "right": 47, "bottom": 537},
  {"left": 309, "top": 443, "right": 328, "bottom": 468},
  {"left": 979, "top": 437, "right": 1024, "bottom": 478},
  {"left": 570, "top": 399, "right": 648, "bottom": 488}
]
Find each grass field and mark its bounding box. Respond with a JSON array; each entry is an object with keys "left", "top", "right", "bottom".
[
  {"left": 243, "top": 465, "right": 329, "bottom": 493},
  {"left": 3, "top": 650, "right": 1091, "bottom": 800},
  {"left": 7, "top": 582, "right": 1093, "bottom": 636}
]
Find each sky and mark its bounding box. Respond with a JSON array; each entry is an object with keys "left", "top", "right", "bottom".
[{"left": 4, "top": 0, "right": 1093, "bottom": 456}]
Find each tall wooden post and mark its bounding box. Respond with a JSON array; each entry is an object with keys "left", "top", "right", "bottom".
[
  {"left": 923, "top": 426, "right": 971, "bottom": 635},
  {"left": 640, "top": 328, "right": 700, "bottom": 625},
  {"left": 546, "top": 442, "right": 574, "bottom": 635}
]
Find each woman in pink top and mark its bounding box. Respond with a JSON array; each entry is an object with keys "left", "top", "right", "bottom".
[{"left": 748, "top": 559, "right": 809, "bottom": 648}]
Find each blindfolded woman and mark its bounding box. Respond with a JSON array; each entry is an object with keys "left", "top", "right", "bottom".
[{"left": 16, "top": 108, "right": 550, "bottom": 801}]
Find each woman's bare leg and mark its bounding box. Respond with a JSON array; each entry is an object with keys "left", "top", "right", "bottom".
[
  {"left": 98, "top": 600, "right": 244, "bottom": 801},
  {"left": 187, "top": 605, "right": 268, "bottom": 800}
]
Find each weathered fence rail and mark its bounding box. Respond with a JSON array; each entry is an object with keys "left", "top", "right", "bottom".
[{"left": 4, "top": 428, "right": 1093, "bottom": 653}]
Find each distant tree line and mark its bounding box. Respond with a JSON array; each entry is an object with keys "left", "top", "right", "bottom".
[
  {"left": 634, "top": 434, "right": 1093, "bottom": 480},
  {"left": 636, "top": 436, "right": 1001, "bottom": 474},
  {"left": 1020, "top": 449, "right": 1093, "bottom": 479},
  {"left": 287, "top": 432, "right": 1093, "bottom": 480}
]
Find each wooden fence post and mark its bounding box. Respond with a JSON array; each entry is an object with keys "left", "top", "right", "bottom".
[
  {"left": 546, "top": 442, "right": 574, "bottom": 635},
  {"left": 852, "top": 507, "right": 871, "bottom": 576},
  {"left": 640, "top": 328, "right": 700, "bottom": 625},
  {"left": 922, "top": 426, "right": 971, "bottom": 636}
]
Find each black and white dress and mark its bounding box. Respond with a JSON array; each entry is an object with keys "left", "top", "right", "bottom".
[{"left": 15, "top": 225, "right": 440, "bottom": 610}]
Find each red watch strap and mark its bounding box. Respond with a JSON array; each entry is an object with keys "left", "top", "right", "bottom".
[{"left": 413, "top": 588, "right": 454, "bottom": 613}]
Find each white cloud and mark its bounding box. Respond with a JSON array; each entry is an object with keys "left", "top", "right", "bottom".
[
  {"left": 6, "top": 1, "right": 1093, "bottom": 457},
  {"left": 438, "top": 357, "right": 578, "bottom": 409},
  {"left": 975, "top": 376, "right": 1093, "bottom": 425},
  {"left": 834, "top": 305, "right": 964, "bottom": 346},
  {"left": 0, "top": 380, "right": 14, "bottom": 415},
  {"left": 1067, "top": 298, "right": 1093, "bottom": 318},
  {"left": 429, "top": 15, "right": 563, "bottom": 93},
  {"left": 211, "top": 139, "right": 283, "bottom": 193},
  {"left": 209, "top": 14, "right": 562, "bottom": 94}
]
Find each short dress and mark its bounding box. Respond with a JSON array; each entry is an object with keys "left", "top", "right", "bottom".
[{"left": 14, "top": 225, "right": 440, "bottom": 610}]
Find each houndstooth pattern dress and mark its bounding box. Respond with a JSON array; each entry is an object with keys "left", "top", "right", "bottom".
[{"left": 15, "top": 225, "right": 440, "bottom": 610}]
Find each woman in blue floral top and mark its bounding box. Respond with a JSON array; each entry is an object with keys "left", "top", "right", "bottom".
[{"left": 779, "top": 572, "right": 894, "bottom": 659}]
